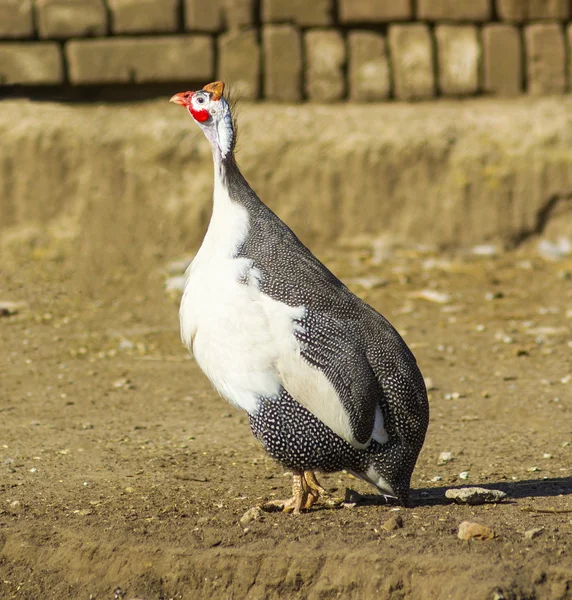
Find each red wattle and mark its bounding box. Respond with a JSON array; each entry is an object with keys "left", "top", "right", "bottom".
[{"left": 189, "top": 107, "right": 210, "bottom": 123}]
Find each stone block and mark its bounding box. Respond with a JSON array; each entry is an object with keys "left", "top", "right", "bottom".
[
  {"left": 223, "top": 0, "right": 254, "bottom": 29},
  {"left": 305, "top": 29, "right": 345, "bottom": 102},
  {"left": 262, "top": 0, "right": 332, "bottom": 26},
  {"left": 436, "top": 25, "right": 480, "bottom": 95},
  {"left": 389, "top": 24, "right": 434, "bottom": 100},
  {"left": 108, "top": 0, "right": 179, "bottom": 34},
  {"left": 339, "top": 0, "right": 411, "bottom": 22},
  {"left": 0, "top": 42, "right": 62, "bottom": 84},
  {"left": 263, "top": 25, "right": 302, "bottom": 102},
  {"left": 0, "top": 0, "right": 34, "bottom": 38},
  {"left": 482, "top": 24, "right": 521, "bottom": 96},
  {"left": 525, "top": 24, "right": 565, "bottom": 95},
  {"left": 417, "top": 0, "right": 491, "bottom": 21},
  {"left": 66, "top": 36, "right": 213, "bottom": 84},
  {"left": 185, "top": 0, "right": 222, "bottom": 31},
  {"left": 36, "top": 0, "right": 108, "bottom": 38},
  {"left": 497, "top": 0, "right": 569, "bottom": 21},
  {"left": 567, "top": 25, "right": 572, "bottom": 95},
  {"left": 348, "top": 31, "right": 390, "bottom": 101},
  {"left": 218, "top": 28, "right": 260, "bottom": 100}
]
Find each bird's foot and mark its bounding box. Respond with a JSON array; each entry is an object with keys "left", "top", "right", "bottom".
[
  {"left": 304, "top": 470, "right": 326, "bottom": 496},
  {"left": 262, "top": 470, "right": 326, "bottom": 514}
]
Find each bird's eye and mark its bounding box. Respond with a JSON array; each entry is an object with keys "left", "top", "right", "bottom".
[{"left": 196, "top": 96, "right": 205, "bottom": 104}]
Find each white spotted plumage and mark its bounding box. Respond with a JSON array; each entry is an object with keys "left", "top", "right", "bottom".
[
  {"left": 180, "top": 166, "right": 383, "bottom": 448},
  {"left": 172, "top": 81, "right": 429, "bottom": 507}
]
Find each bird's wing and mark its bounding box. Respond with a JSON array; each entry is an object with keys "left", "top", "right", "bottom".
[{"left": 259, "top": 293, "right": 385, "bottom": 449}]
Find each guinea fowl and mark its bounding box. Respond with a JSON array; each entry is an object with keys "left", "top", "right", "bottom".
[{"left": 170, "top": 82, "right": 429, "bottom": 513}]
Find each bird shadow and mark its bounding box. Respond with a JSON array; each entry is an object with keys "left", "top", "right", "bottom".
[
  {"left": 411, "top": 476, "right": 572, "bottom": 508},
  {"left": 336, "top": 477, "right": 572, "bottom": 509}
]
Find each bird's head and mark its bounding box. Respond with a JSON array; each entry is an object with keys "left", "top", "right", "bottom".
[{"left": 170, "top": 81, "right": 234, "bottom": 159}]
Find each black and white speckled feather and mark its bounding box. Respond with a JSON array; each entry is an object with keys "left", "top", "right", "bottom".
[
  {"left": 224, "top": 157, "right": 428, "bottom": 502},
  {"left": 175, "top": 84, "right": 429, "bottom": 505}
]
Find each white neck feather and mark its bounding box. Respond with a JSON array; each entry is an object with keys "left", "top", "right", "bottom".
[{"left": 196, "top": 156, "right": 248, "bottom": 261}]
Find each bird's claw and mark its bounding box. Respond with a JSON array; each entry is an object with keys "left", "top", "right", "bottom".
[{"left": 261, "top": 470, "right": 327, "bottom": 514}]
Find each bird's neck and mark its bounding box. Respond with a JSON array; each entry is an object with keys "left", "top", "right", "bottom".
[
  {"left": 205, "top": 108, "right": 234, "bottom": 166},
  {"left": 212, "top": 153, "right": 231, "bottom": 211},
  {"left": 208, "top": 128, "right": 264, "bottom": 220},
  {"left": 212, "top": 148, "right": 233, "bottom": 206},
  {"left": 197, "top": 152, "right": 251, "bottom": 260}
]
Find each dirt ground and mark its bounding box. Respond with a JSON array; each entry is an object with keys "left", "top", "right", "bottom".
[{"left": 1, "top": 235, "right": 571, "bottom": 600}]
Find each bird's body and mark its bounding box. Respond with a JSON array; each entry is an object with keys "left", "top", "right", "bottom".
[{"left": 171, "top": 82, "right": 429, "bottom": 510}]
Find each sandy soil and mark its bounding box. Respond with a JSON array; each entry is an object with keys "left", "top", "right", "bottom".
[{"left": 1, "top": 240, "right": 571, "bottom": 600}]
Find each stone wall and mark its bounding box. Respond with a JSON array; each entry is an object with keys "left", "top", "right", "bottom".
[
  {"left": 2, "top": 97, "right": 572, "bottom": 271},
  {"left": 0, "top": 0, "right": 571, "bottom": 100}
]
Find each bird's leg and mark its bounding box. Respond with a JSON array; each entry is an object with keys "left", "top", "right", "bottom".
[
  {"left": 304, "top": 471, "right": 326, "bottom": 495},
  {"left": 301, "top": 471, "right": 326, "bottom": 510},
  {"left": 287, "top": 471, "right": 306, "bottom": 514},
  {"left": 262, "top": 470, "right": 321, "bottom": 514},
  {"left": 262, "top": 470, "right": 305, "bottom": 514}
]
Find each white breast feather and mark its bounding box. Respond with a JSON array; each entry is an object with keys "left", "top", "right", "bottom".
[
  {"left": 180, "top": 183, "right": 279, "bottom": 415},
  {"left": 180, "top": 174, "right": 385, "bottom": 448}
]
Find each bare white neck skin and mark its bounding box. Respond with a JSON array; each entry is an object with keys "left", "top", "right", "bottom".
[
  {"left": 201, "top": 118, "right": 234, "bottom": 213},
  {"left": 200, "top": 119, "right": 239, "bottom": 238},
  {"left": 202, "top": 107, "right": 234, "bottom": 173}
]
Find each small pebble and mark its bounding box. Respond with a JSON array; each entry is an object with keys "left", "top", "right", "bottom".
[
  {"left": 424, "top": 377, "right": 437, "bottom": 391},
  {"left": 411, "top": 289, "right": 451, "bottom": 304},
  {"left": 112, "top": 378, "right": 135, "bottom": 390},
  {"left": 240, "top": 506, "right": 264, "bottom": 527},
  {"left": 537, "top": 237, "right": 571, "bottom": 260},
  {"left": 471, "top": 244, "right": 498, "bottom": 257},
  {"left": 445, "top": 487, "right": 507, "bottom": 505},
  {"left": 459, "top": 471, "right": 470, "bottom": 480},
  {"left": 381, "top": 514, "right": 403, "bottom": 532},
  {"left": 524, "top": 527, "right": 543, "bottom": 540},
  {"left": 0, "top": 301, "right": 26, "bottom": 317},
  {"left": 494, "top": 332, "right": 514, "bottom": 344},
  {"left": 485, "top": 291, "right": 504, "bottom": 301},
  {"left": 457, "top": 521, "right": 495, "bottom": 541},
  {"left": 118, "top": 338, "right": 135, "bottom": 351},
  {"left": 437, "top": 452, "right": 454, "bottom": 465}
]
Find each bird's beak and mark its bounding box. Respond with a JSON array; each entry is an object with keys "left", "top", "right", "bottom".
[{"left": 169, "top": 92, "right": 187, "bottom": 106}]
